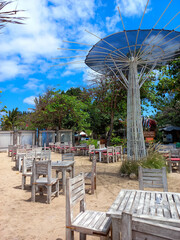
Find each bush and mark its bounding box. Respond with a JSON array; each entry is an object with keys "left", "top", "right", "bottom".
[
  {"left": 80, "top": 139, "right": 98, "bottom": 148},
  {"left": 111, "top": 137, "right": 127, "bottom": 148},
  {"left": 120, "top": 150, "right": 167, "bottom": 177}
]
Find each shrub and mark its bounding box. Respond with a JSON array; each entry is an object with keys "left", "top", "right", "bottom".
[
  {"left": 120, "top": 150, "right": 167, "bottom": 177},
  {"left": 80, "top": 139, "right": 98, "bottom": 148},
  {"left": 120, "top": 160, "right": 139, "bottom": 177},
  {"left": 111, "top": 137, "right": 127, "bottom": 148}
]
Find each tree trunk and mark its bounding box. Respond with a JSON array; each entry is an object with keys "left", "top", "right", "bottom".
[{"left": 107, "top": 112, "right": 114, "bottom": 146}]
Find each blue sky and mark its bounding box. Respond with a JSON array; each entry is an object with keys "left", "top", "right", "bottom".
[{"left": 0, "top": 0, "right": 179, "bottom": 115}]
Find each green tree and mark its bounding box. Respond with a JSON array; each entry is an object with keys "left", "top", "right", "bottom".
[
  {"left": 153, "top": 58, "right": 180, "bottom": 126},
  {"left": 1, "top": 107, "right": 21, "bottom": 130}
]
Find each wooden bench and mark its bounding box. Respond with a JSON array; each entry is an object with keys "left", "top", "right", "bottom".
[
  {"left": 66, "top": 173, "right": 111, "bottom": 239},
  {"left": 121, "top": 212, "right": 180, "bottom": 240},
  {"left": 138, "top": 166, "right": 168, "bottom": 192}
]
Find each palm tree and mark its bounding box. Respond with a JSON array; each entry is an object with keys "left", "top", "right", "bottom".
[
  {"left": 0, "top": 1, "right": 25, "bottom": 30},
  {"left": 1, "top": 107, "right": 21, "bottom": 130}
]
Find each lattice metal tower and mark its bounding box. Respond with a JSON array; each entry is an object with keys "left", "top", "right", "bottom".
[{"left": 57, "top": 0, "right": 180, "bottom": 161}]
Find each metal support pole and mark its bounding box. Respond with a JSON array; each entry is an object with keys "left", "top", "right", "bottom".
[{"left": 127, "top": 57, "right": 146, "bottom": 160}]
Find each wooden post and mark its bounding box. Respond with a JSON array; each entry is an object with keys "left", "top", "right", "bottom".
[
  {"left": 121, "top": 212, "right": 132, "bottom": 240},
  {"left": 162, "top": 167, "right": 168, "bottom": 192},
  {"left": 138, "top": 166, "right": 144, "bottom": 190}
]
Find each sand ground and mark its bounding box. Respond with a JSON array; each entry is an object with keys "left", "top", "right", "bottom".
[{"left": 0, "top": 151, "right": 180, "bottom": 240}]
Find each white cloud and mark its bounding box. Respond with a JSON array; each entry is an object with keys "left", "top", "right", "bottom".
[
  {"left": 23, "top": 96, "right": 36, "bottom": 105},
  {"left": 24, "top": 78, "right": 45, "bottom": 92},
  {"left": 116, "top": 0, "right": 150, "bottom": 17},
  {"left": 0, "top": 59, "right": 28, "bottom": 82},
  {"left": 0, "top": 0, "right": 100, "bottom": 83}
]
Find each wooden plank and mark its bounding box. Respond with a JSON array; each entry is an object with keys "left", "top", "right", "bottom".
[
  {"left": 107, "top": 189, "right": 126, "bottom": 214},
  {"left": 132, "top": 218, "right": 180, "bottom": 240},
  {"left": 167, "top": 193, "right": 179, "bottom": 219},
  {"left": 173, "top": 194, "right": 180, "bottom": 217},
  {"left": 143, "top": 192, "right": 150, "bottom": 215},
  {"left": 131, "top": 191, "right": 141, "bottom": 214},
  {"left": 161, "top": 193, "right": 171, "bottom": 218},
  {"left": 118, "top": 190, "right": 131, "bottom": 213},
  {"left": 142, "top": 168, "right": 162, "bottom": 173},
  {"left": 121, "top": 212, "right": 132, "bottom": 240},
  {"left": 137, "top": 191, "right": 145, "bottom": 215},
  {"left": 124, "top": 191, "right": 136, "bottom": 212},
  {"left": 149, "top": 192, "right": 156, "bottom": 216}
]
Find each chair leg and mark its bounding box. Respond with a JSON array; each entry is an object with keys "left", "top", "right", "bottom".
[
  {"left": 22, "top": 175, "right": 25, "bottom": 190},
  {"left": 31, "top": 184, "right": 36, "bottom": 202},
  {"left": 56, "top": 181, "right": 59, "bottom": 197},
  {"left": 47, "top": 185, "right": 51, "bottom": 204},
  {"left": 80, "top": 233, "right": 86, "bottom": 240}
]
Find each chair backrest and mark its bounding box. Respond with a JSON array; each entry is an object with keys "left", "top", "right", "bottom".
[
  {"left": 66, "top": 173, "right": 85, "bottom": 225},
  {"left": 170, "top": 149, "right": 180, "bottom": 158},
  {"left": 89, "top": 145, "right": 95, "bottom": 152},
  {"left": 62, "top": 153, "right": 74, "bottom": 161},
  {"left": 100, "top": 144, "right": 105, "bottom": 148},
  {"left": 22, "top": 157, "right": 33, "bottom": 174},
  {"left": 40, "top": 149, "right": 51, "bottom": 160},
  {"left": 121, "top": 212, "right": 180, "bottom": 240},
  {"left": 138, "top": 166, "right": 168, "bottom": 192},
  {"left": 17, "top": 148, "right": 27, "bottom": 154},
  {"left": 107, "top": 146, "right": 114, "bottom": 154},
  {"left": 114, "top": 146, "right": 122, "bottom": 154},
  {"left": 32, "top": 160, "right": 52, "bottom": 183}
]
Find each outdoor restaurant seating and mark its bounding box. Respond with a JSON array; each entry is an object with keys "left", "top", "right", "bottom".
[
  {"left": 22, "top": 156, "right": 33, "bottom": 190},
  {"left": 102, "top": 146, "right": 114, "bottom": 163},
  {"left": 138, "top": 166, "right": 168, "bottom": 192},
  {"left": 121, "top": 211, "right": 180, "bottom": 240},
  {"left": 66, "top": 173, "right": 111, "bottom": 239},
  {"left": 168, "top": 149, "right": 180, "bottom": 173},
  {"left": 84, "top": 155, "right": 97, "bottom": 194},
  {"left": 31, "top": 160, "right": 59, "bottom": 204},
  {"left": 114, "top": 146, "right": 123, "bottom": 162},
  {"left": 8, "top": 144, "right": 13, "bottom": 157},
  {"left": 61, "top": 153, "right": 74, "bottom": 175}
]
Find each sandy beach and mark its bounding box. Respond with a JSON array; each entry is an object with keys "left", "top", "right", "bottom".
[{"left": 0, "top": 151, "right": 180, "bottom": 240}]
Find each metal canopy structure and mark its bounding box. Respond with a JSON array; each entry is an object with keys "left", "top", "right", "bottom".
[
  {"left": 56, "top": 0, "right": 180, "bottom": 161},
  {"left": 85, "top": 29, "right": 180, "bottom": 160}
]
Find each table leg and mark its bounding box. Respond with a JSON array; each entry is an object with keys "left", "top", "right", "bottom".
[
  {"left": 72, "top": 164, "right": 75, "bottom": 178},
  {"left": 112, "top": 218, "right": 120, "bottom": 240},
  {"left": 62, "top": 170, "right": 66, "bottom": 195},
  {"left": 99, "top": 151, "right": 102, "bottom": 162}
]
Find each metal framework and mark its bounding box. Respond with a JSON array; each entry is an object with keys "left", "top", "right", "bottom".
[{"left": 56, "top": 0, "right": 180, "bottom": 161}]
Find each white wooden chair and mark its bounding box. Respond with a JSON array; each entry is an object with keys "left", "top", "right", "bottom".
[
  {"left": 22, "top": 157, "right": 33, "bottom": 190},
  {"left": 88, "top": 144, "right": 96, "bottom": 161},
  {"left": 31, "top": 160, "right": 59, "bottom": 204},
  {"left": 102, "top": 146, "right": 114, "bottom": 163},
  {"left": 121, "top": 211, "right": 180, "bottom": 240},
  {"left": 39, "top": 149, "right": 51, "bottom": 160},
  {"left": 168, "top": 149, "right": 180, "bottom": 173},
  {"left": 84, "top": 156, "right": 97, "bottom": 194},
  {"left": 138, "top": 166, "right": 168, "bottom": 192},
  {"left": 66, "top": 173, "right": 111, "bottom": 240},
  {"left": 114, "top": 146, "right": 123, "bottom": 162}
]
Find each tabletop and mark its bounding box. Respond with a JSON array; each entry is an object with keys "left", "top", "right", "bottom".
[
  {"left": 107, "top": 189, "right": 180, "bottom": 225},
  {"left": 51, "top": 160, "right": 74, "bottom": 168},
  {"left": 92, "top": 148, "right": 107, "bottom": 152}
]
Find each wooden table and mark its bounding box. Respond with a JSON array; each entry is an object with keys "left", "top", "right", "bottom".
[
  {"left": 107, "top": 189, "right": 180, "bottom": 240},
  {"left": 51, "top": 161, "right": 75, "bottom": 195},
  {"left": 92, "top": 148, "right": 107, "bottom": 162}
]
